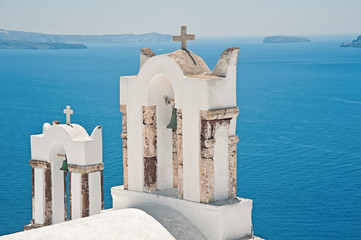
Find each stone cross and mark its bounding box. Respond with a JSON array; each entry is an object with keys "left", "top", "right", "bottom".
[
  {"left": 173, "top": 26, "right": 195, "bottom": 50},
  {"left": 63, "top": 105, "right": 73, "bottom": 125}
]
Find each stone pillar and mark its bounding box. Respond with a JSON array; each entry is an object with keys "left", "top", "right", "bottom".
[
  {"left": 81, "top": 173, "right": 89, "bottom": 217},
  {"left": 172, "top": 127, "right": 178, "bottom": 188},
  {"left": 228, "top": 136, "right": 239, "bottom": 198},
  {"left": 200, "top": 120, "right": 217, "bottom": 203},
  {"left": 143, "top": 106, "right": 157, "bottom": 192},
  {"left": 68, "top": 172, "right": 72, "bottom": 220},
  {"left": 32, "top": 167, "right": 34, "bottom": 220},
  {"left": 26, "top": 160, "right": 52, "bottom": 228},
  {"left": 120, "top": 105, "right": 128, "bottom": 190},
  {"left": 44, "top": 164, "right": 52, "bottom": 225},
  {"left": 176, "top": 108, "right": 183, "bottom": 198},
  {"left": 63, "top": 171, "right": 67, "bottom": 221},
  {"left": 199, "top": 107, "right": 239, "bottom": 203},
  {"left": 68, "top": 163, "right": 104, "bottom": 219}
]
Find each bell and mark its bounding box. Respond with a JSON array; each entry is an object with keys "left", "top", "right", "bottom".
[
  {"left": 60, "top": 159, "right": 68, "bottom": 172},
  {"left": 166, "top": 108, "right": 177, "bottom": 130}
]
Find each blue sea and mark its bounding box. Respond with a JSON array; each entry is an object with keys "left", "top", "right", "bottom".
[{"left": 0, "top": 37, "right": 361, "bottom": 239}]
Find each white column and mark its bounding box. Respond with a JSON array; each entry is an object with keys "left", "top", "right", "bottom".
[
  {"left": 156, "top": 104, "right": 173, "bottom": 191},
  {"left": 213, "top": 127, "right": 230, "bottom": 201},
  {"left": 89, "top": 171, "right": 101, "bottom": 215},
  {"left": 34, "top": 167, "right": 44, "bottom": 224},
  {"left": 127, "top": 104, "right": 144, "bottom": 191},
  {"left": 51, "top": 160, "right": 65, "bottom": 224},
  {"left": 183, "top": 108, "right": 200, "bottom": 202},
  {"left": 71, "top": 172, "right": 82, "bottom": 220}
]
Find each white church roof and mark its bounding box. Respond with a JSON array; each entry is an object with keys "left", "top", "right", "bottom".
[{"left": 2, "top": 209, "right": 176, "bottom": 240}]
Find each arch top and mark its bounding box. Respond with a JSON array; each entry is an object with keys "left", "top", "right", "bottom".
[
  {"left": 138, "top": 47, "right": 240, "bottom": 78},
  {"left": 120, "top": 46, "right": 239, "bottom": 110},
  {"left": 45, "top": 123, "right": 90, "bottom": 140},
  {"left": 31, "top": 123, "right": 102, "bottom": 165}
]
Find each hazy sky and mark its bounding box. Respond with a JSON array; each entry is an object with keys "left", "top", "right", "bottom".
[{"left": 0, "top": 0, "right": 359, "bottom": 36}]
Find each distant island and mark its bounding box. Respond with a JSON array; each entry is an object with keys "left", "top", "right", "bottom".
[
  {"left": 340, "top": 35, "right": 361, "bottom": 48},
  {"left": 0, "top": 39, "right": 87, "bottom": 49},
  {"left": 0, "top": 29, "right": 172, "bottom": 44},
  {"left": 263, "top": 36, "right": 311, "bottom": 44}
]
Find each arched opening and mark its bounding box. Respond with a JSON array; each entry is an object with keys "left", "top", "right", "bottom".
[
  {"left": 148, "top": 74, "right": 175, "bottom": 192},
  {"left": 48, "top": 142, "right": 69, "bottom": 223}
]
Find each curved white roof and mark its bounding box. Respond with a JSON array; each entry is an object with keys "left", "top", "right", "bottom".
[
  {"left": 2, "top": 209, "right": 175, "bottom": 240},
  {"left": 164, "top": 49, "right": 211, "bottom": 76}
]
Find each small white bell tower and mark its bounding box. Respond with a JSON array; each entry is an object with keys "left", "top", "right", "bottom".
[{"left": 25, "top": 106, "right": 104, "bottom": 229}]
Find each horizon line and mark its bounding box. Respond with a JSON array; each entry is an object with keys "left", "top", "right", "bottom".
[{"left": 0, "top": 27, "right": 359, "bottom": 39}]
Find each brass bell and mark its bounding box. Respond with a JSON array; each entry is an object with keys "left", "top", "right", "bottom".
[
  {"left": 60, "top": 159, "right": 68, "bottom": 172},
  {"left": 167, "top": 108, "right": 177, "bottom": 130}
]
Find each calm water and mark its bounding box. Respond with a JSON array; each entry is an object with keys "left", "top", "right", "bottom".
[{"left": 0, "top": 37, "right": 360, "bottom": 239}]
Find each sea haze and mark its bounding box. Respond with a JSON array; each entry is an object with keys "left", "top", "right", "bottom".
[{"left": 0, "top": 37, "right": 360, "bottom": 240}]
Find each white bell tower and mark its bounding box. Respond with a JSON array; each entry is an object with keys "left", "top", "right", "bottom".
[
  {"left": 112, "top": 27, "right": 256, "bottom": 240},
  {"left": 25, "top": 106, "right": 104, "bottom": 229}
]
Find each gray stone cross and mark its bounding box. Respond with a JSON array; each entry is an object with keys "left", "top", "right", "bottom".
[
  {"left": 173, "top": 26, "right": 195, "bottom": 50},
  {"left": 63, "top": 105, "right": 73, "bottom": 124}
]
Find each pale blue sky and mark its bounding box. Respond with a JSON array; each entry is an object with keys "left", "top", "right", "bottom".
[{"left": 0, "top": 0, "right": 359, "bottom": 36}]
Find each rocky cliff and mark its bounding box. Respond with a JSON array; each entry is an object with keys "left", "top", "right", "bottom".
[{"left": 340, "top": 35, "right": 361, "bottom": 48}]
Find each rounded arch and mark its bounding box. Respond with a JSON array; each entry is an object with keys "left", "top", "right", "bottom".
[
  {"left": 32, "top": 124, "right": 91, "bottom": 165},
  {"left": 148, "top": 74, "right": 175, "bottom": 105},
  {"left": 48, "top": 141, "right": 66, "bottom": 162},
  {"left": 137, "top": 56, "right": 187, "bottom": 108}
]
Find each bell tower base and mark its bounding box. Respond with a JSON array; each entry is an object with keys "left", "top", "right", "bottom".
[{"left": 111, "top": 185, "right": 257, "bottom": 240}]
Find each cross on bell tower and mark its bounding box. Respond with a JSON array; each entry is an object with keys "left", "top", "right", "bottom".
[
  {"left": 63, "top": 105, "right": 73, "bottom": 125},
  {"left": 173, "top": 26, "right": 195, "bottom": 50}
]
